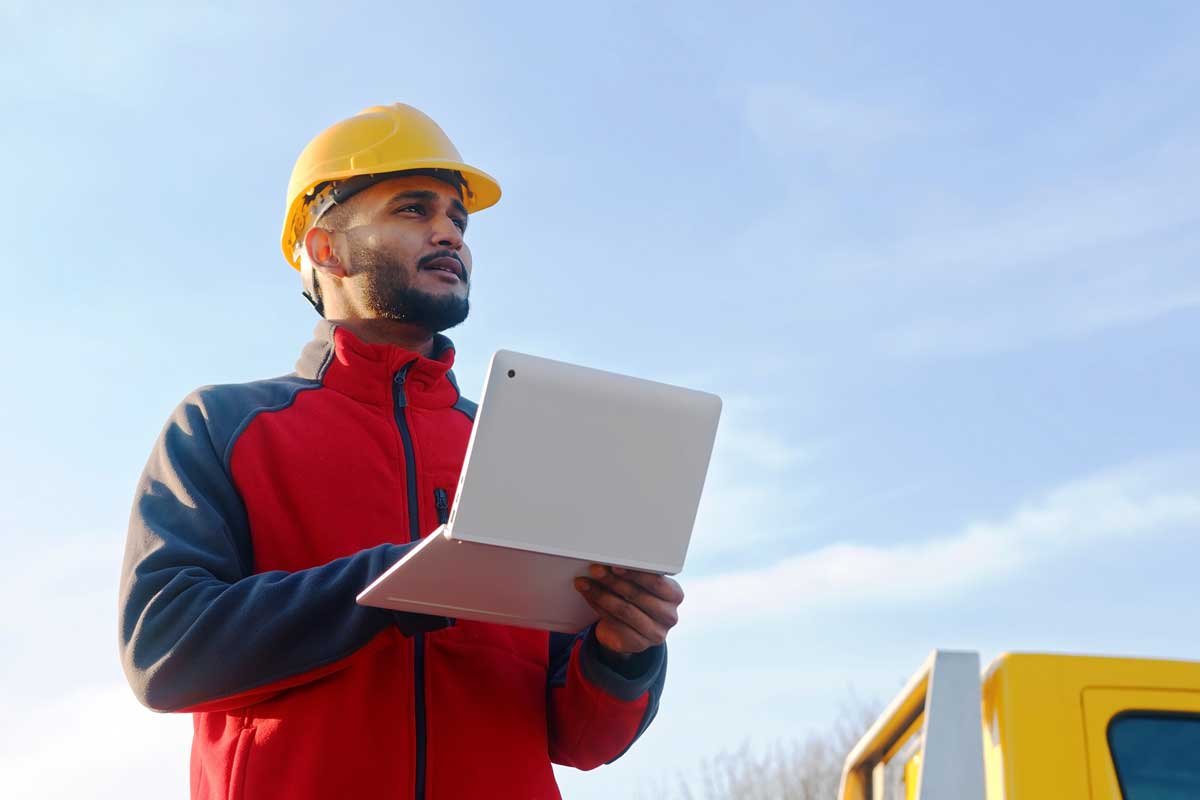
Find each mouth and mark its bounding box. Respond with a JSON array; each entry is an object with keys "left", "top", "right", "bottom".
[{"left": 420, "top": 255, "right": 466, "bottom": 282}]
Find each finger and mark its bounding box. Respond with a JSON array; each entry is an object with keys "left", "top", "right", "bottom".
[
  {"left": 595, "top": 614, "right": 653, "bottom": 654},
  {"left": 585, "top": 598, "right": 656, "bottom": 654},
  {"left": 586, "top": 566, "right": 679, "bottom": 629},
  {"left": 585, "top": 596, "right": 654, "bottom": 652},
  {"left": 575, "top": 582, "right": 652, "bottom": 648},
  {"left": 607, "top": 566, "right": 685, "bottom": 605},
  {"left": 575, "top": 577, "right": 669, "bottom": 646}
]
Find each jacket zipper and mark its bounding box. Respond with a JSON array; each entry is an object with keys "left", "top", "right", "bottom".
[
  {"left": 434, "top": 488, "right": 450, "bottom": 525},
  {"left": 393, "top": 364, "right": 427, "bottom": 800}
]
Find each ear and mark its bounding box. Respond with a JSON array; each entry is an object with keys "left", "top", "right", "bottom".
[{"left": 304, "top": 227, "right": 348, "bottom": 279}]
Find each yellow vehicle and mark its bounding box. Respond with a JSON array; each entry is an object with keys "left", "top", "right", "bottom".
[{"left": 838, "top": 649, "right": 1200, "bottom": 799}]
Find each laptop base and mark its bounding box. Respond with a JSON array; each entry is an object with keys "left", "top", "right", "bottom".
[{"left": 357, "top": 526, "right": 600, "bottom": 634}]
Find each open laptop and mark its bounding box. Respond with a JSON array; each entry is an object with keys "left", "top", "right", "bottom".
[{"left": 357, "top": 350, "right": 722, "bottom": 633}]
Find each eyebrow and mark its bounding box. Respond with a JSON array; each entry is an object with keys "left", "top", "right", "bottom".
[{"left": 388, "top": 190, "right": 469, "bottom": 222}]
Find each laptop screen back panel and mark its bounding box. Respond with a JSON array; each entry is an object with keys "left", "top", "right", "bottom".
[{"left": 449, "top": 350, "right": 722, "bottom": 574}]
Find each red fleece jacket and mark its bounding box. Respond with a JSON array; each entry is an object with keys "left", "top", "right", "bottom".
[{"left": 119, "top": 322, "right": 666, "bottom": 799}]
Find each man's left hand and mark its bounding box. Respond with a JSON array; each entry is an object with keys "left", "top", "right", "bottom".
[{"left": 574, "top": 565, "right": 684, "bottom": 654}]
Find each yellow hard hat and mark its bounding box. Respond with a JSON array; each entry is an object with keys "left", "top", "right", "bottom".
[{"left": 280, "top": 103, "right": 501, "bottom": 270}]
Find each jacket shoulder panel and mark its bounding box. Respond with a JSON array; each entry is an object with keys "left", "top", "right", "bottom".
[
  {"left": 188, "top": 374, "right": 323, "bottom": 471},
  {"left": 445, "top": 368, "right": 478, "bottom": 421}
]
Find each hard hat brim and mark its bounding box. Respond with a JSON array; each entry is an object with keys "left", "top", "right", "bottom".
[{"left": 281, "top": 160, "right": 501, "bottom": 270}]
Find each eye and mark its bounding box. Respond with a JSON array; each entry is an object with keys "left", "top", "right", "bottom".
[
  {"left": 451, "top": 216, "right": 467, "bottom": 232},
  {"left": 394, "top": 203, "right": 424, "bottom": 215}
]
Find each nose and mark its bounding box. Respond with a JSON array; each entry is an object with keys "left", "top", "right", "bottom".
[{"left": 429, "top": 212, "right": 464, "bottom": 250}]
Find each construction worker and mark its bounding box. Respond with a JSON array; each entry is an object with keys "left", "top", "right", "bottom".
[{"left": 118, "top": 104, "right": 682, "bottom": 799}]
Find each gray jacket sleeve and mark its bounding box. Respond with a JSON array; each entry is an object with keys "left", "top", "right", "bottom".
[{"left": 119, "top": 385, "right": 446, "bottom": 713}]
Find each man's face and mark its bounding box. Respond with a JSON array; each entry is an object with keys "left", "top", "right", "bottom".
[{"left": 329, "top": 174, "right": 473, "bottom": 331}]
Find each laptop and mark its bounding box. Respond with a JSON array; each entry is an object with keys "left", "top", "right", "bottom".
[{"left": 357, "top": 350, "right": 722, "bottom": 633}]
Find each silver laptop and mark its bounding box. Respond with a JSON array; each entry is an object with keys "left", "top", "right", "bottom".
[{"left": 357, "top": 350, "right": 722, "bottom": 633}]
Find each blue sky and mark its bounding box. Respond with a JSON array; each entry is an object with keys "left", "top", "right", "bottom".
[{"left": 2, "top": 1, "right": 1198, "bottom": 797}]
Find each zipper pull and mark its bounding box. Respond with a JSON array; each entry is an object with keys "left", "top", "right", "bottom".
[
  {"left": 434, "top": 488, "right": 450, "bottom": 525},
  {"left": 393, "top": 365, "right": 410, "bottom": 408}
]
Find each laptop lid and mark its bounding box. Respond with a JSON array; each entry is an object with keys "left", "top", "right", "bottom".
[{"left": 447, "top": 350, "right": 722, "bottom": 574}]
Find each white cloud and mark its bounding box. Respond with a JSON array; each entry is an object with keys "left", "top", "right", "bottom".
[
  {"left": 744, "top": 84, "right": 919, "bottom": 168},
  {"left": 681, "top": 453, "right": 1200, "bottom": 629},
  {"left": 826, "top": 135, "right": 1200, "bottom": 287},
  {"left": 0, "top": 683, "right": 191, "bottom": 800},
  {"left": 707, "top": 394, "right": 812, "bottom": 476},
  {"left": 0, "top": 2, "right": 257, "bottom": 103},
  {"left": 685, "top": 395, "right": 819, "bottom": 563},
  {"left": 884, "top": 281, "right": 1200, "bottom": 359},
  {"left": 734, "top": 51, "right": 1200, "bottom": 359},
  {"left": 851, "top": 133, "right": 1200, "bottom": 357}
]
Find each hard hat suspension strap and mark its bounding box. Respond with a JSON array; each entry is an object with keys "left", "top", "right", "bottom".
[{"left": 301, "top": 259, "right": 324, "bottom": 316}]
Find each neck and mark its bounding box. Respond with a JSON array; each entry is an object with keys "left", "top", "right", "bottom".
[{"left": 329, "top": 318, "right": 436, "bottom": 357}]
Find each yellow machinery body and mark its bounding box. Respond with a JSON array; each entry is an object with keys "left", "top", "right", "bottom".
[{"left": 839, "top": 650, "right": 1200, "bottom": 800}]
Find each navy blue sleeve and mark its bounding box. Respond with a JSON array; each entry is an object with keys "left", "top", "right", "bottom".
[{"left": 118, "top": 385, "right": 445, "bottom": 713}]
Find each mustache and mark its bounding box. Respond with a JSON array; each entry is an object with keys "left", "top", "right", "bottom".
[{"left": 418, "top": 250, "right": 468, "bottom": 282}]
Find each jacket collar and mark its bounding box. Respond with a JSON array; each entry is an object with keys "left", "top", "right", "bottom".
[{"left": 296, "top": 321, "right": 461, "bottom": 408}]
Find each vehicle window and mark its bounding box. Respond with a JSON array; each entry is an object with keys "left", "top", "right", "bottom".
[{"left": 1108, "top": 713, "right": 1200, "bottom": 800}]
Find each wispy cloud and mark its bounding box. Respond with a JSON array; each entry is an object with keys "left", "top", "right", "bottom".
[
  {"left": 685, "top": 395, "right": 819, "bottom": 565},
  {"left": 0, "top": 2, "right": 256, "bottom": 103},
  {"left": 884, "top": 275, "right": 1200, "bottom": 358},
  {"left": 1, "top": 683, "right": 190, "bottom": 800},
  {"left": 743, "top": 84, "right": 921, "bottom": 169},
  {"left": 737, "top": 49, "right": 1200, "bottom": 359},
  {"left": 821, "top": 134, "right": 1200, "bottom": 281},
  {"left": 681, "top": 453, "right": 1200, "bottom": 629},
  {"left": 835, "top": 134, "right": 1200, "bottom": 358}
]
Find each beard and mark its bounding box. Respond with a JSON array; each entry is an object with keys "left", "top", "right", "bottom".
[{"left": 351, "top": 243, "right": 470, "bottom": 332}]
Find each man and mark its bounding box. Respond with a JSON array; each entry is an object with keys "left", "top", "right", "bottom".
[{"left": 119, "top": 104, "right": 684, "bottom": 799}]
